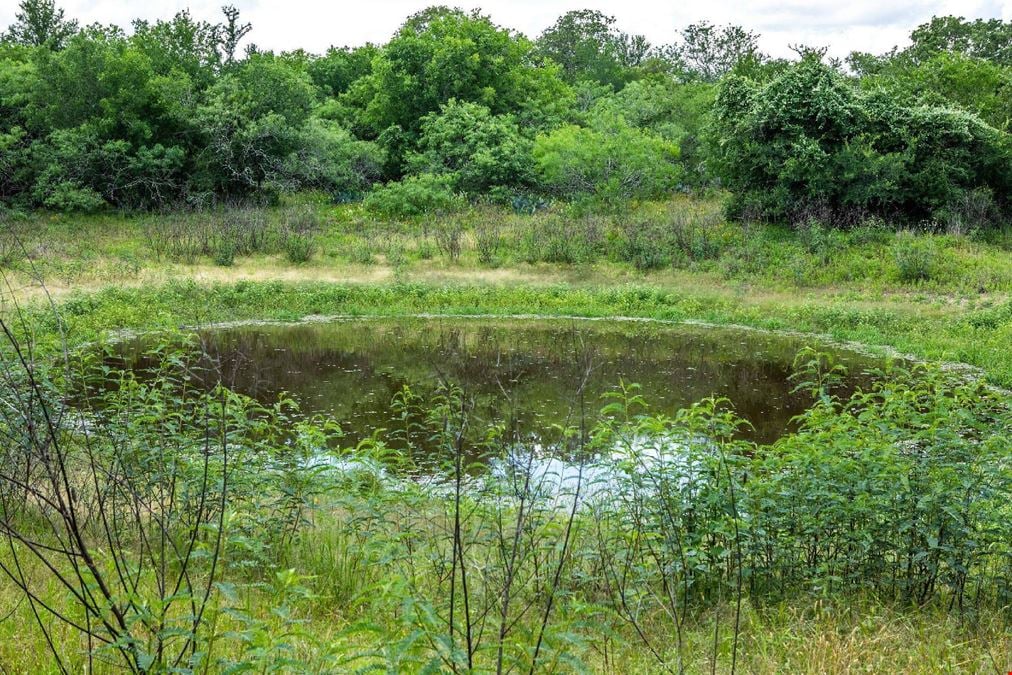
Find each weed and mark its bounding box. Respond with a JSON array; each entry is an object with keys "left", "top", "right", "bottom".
[{"left": 893, "top": 231, "right": 937, "bottom": 282}]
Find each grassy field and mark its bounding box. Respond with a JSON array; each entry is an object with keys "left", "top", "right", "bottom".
[
  {"left": 3, "top": 196, "right": 1011, "bottom": 386},
  {"left": 1, "top": 197, "right": 1010, "bottom": 673}
]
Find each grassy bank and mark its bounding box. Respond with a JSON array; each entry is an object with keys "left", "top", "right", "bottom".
[
  {"left": 4, "top": 197, "right": 1011, "bottom": 385},
  {"left": 11, "top": 278, "right": 1011, "bottom": 388},
  {"left": 5, "top": 197, "right": 1012, "bottom": 294}
]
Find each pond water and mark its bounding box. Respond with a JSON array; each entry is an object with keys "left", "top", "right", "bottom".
[{"left": 116, "top": 317, "right": 884, "bottom": 448}]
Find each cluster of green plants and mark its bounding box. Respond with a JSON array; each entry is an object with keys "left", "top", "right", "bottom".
[
  {"left": 710, "top": 57, "right": 1011, "bottom": 225},
  {"left": 0, "top": 331, "right": 344, "bottom": 671},
  {"left": 3, "top": 2, "right": 1009, "bottom": 225},
  {"left": 143, "top": 205, "right": 320, "bottom": 265},
  {"left": 5, "top": 196, "right": 1011, "bottom": 296},
  {"left": 314, "top": 201, "right": 1011, "bottom": 289},
  {"left": 1, "top": 316, "right": 1008, "bottom": 670}
]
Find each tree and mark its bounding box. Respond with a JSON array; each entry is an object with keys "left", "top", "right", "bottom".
[
  {"left": 342, "top": 7, "right": 571, "bottom": 176},
  {"left": 220, "top": 4, "right": 251, "bottom": 66},
  {"left": 847, "top": 17, "right": 1012, "bottom": 131},
  {"left": 307, "top": 44, "right": 378, "bottom": 97},
  {"left": 4, "top": 0, "right": 77, "bottom": 49},
  {"left": 536, "top": 10, "right": 647, "bottom": 88},
  {"left": 534, "top": 116, "right": 681, "bottom": 204},
  {"left": 0, "top": 53, "right": 34, "bottom": 200},
  {"left": 407, "top": 99, "right": 534, "bottom": 193},
  {"left": 130, "top": 10, "right": 223, "bottom": 87},
  {"left": 906, "top": 16, "right": 1012, "bottom": 66},
  {"left": 669, "top": 22, "right": 763, "bottom": 82},
  {"left": 589, "top": 78, "right": 715, "bottom": 183},
  {"left": 363, "top": 173, "right": 461, "bottom": 218},
  {"left": 709, "top": 56, "right": 1011, "bottom": 224},
  {"left": 860, "top": 52, "right": 1012, "bottom": 131},
  {"left": 283, "top": 119, "right": 384, "bottom": 198},
  {"left": 195, "top": 53, "right": 317, "bottom": 197}
]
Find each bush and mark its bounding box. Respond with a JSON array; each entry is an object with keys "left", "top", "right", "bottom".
[
  {"left": 221, "top": 208, "right": 271, "bottom": 256},
  {"left": 384, "top": 242, "right": 408, "bottom": 268},
  {"left": 518, "top": 216, "right": 603, "bottom": 264},
  {"left": 284, "top": 120, "right": 385, "bottom": 199},
  {"left": 533, "top": 119, "right": 682, "bottom": 206},
  {"left": 893, "top": 231, "right": 937, "bottom": 282},
  {"left": 938, "top": 187, "right": 1004, "bottom": 235},
  {"left": 434, "top": 220, "right": 464, "bottom": 262},
  {"left": 416, "top": 239, "right": 436, "bottom": 260},
  {"left": 363, "top": 174, "right": 463, "bottom": 219},
  {"left": 407, "top": 100, "right": 535, "bottom": 194},
  {"left": 284, "top": 234, "right": 316, "bottom": 263},
  {"left": 710, "top": 57, "right": 1012, "bottom": 225},
  {"left": 796, "top": 220, "right": 846, "bottom": 264},
  {"left": 213, "top": 237, "right": 236, "bottom": 266},
  {"left": 608, "top": 205, "right": 727, "bottom": 270},
  {"left": 345, "top": 239, "right": 375, "bottom": 265},
  {"left": 474, "top": 216, "right": 507, "bottom": 266},
  {"left": 624, "top": 232, "right": 668, "bottom": 271},
  {"left": 849, "top": 216, "right": 893, "bottom": 245}
]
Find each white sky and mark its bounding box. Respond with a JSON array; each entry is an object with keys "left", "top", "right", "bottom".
[{"left": 3, "top": 0, "right": 1011, "bottom": 58}]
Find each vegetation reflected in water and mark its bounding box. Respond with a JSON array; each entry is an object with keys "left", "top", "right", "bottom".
[{"left": 117, "top": 318, "right": 883, "bottom": 448}]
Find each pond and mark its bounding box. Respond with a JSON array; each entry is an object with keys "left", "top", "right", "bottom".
[{"left": 115, "top": 317, "right": 886, "bottom": 449}]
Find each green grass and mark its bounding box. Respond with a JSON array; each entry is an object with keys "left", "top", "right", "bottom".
[
  {"left": 4, "top": 196, "right": 1012, "bottom": 293},
  {"left": 2, "top": 197, "right": 1011, "bottom": 672},
  {"left": 16, "top": 278, "right": 1011, "bottom": 388},
  {"left": 1, "top": 565, "right": 1005, "bottom": 673}
]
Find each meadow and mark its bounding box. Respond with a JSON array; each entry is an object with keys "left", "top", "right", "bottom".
[{"left": 1, "top": 197, "right": 1010, "bottom": 673}]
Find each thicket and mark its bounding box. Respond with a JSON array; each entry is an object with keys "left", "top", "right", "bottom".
[
  {"left": 3, "top": 1, "right": 1007, "bottom": 226},
  {"left": 710, "top": 56, "right": 1011, "bottom": 225}
]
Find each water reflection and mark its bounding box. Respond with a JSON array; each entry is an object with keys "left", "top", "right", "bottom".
[{"left": 116, "top": 317, "right": 883, "bottom": 451}]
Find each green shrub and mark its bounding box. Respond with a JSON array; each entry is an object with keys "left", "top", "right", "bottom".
[
  {"left": 609, "top": 206, "right": 727, "bottom": 270},
  {"left": 213, "top": 237, "right": 236, "bottom": 266},
  {"left": 384, "top": 243, "right": 408, "bottom": 268},
  {"left": 363, "top": 174, "right": 463, "bottom": 219},
  {"left": 285, "top": 234, "right": 316, "bottom": 263},
  {"left": 37, "top": 181, "right": 106, "bottom": 212},
  {"left": 533, "top": 119, "right": 682, "bottom": 206},
  {"left": 416, "top": 240, "right": 435, "bottom": 260},
  {"left": 710, "top": 57, "right": 1012, "bottom": 225},
  {"left": 345, "top": 239, "right": 375, "bottom": 265},
  {"left": 938, "top": 187, "right": 1004, "bottom": 235},
  {"left": 474, "top": 217, "right": 506, "bottom": 266},
  {"left": 893, "top": 231, "right": 937, "bottom": 282},
  {"left": 849, "top": 216, "right": 894, "bottom": 245},
  {"left": 626, "top": 237, "right": 667, "bottom": 270},
  {"left": 613, "top": 222, "right": 668, "bottom": 270},
  {"left": 796, "top": 220, "right": 847, "bottom": 264},
  {"left": 221, "top": 208, "right": 271, "bottom": 256},
  {"left": 407, "top": 100, "right": 535, "bottom": 194},
  {"left": 518, "top": 217, "right": 603, "bottom": 264},
  {"left": 433, "top": 220, "right": 463, "bottom": 262}
]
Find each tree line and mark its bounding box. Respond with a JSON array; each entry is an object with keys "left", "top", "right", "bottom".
[{"left": 1, "top": 1, "right": 1009, "bottom": 226}]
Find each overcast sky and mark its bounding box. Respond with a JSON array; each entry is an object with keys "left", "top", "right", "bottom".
[{"left": 3, "top": 0, "right": 1010, "bottom": 58}]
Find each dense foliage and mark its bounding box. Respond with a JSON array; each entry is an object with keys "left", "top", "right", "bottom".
[
  {"left": 2, "top": 1, "right": 1008, "bottom": 224},
  {"left": 710, "top": 56, "right": 1011, "bottom": 224}
]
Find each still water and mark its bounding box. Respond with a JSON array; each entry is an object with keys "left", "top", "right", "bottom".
[{"left": 118, "top": 317, "right": 884, "bottom": 447}]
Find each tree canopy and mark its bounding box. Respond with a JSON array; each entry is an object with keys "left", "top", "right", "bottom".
[{"left": 0, "top": 3, "right": 1008, "bottom": 224}]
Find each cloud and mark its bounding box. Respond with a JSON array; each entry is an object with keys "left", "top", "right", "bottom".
[{"left": 1, "top": 0, "right": 1008, "bottom": 58}]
